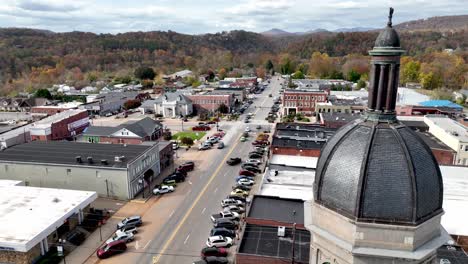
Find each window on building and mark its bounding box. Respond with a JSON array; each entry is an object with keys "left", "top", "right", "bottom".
[{"left": 464, "top": 145, "right": 468, "bottom": 151}]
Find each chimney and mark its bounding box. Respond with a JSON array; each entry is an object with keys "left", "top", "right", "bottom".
[
  {"left": 75, "top": 156, "right": 82, "bottom": 163},
  {"left": 87, "top": 156, "right": 93, "bottom": 164}
]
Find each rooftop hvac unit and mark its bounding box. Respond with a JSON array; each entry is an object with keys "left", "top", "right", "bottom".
[
  {"left": 278, "top": 226, "right": 286, "bottom": 237},
  {"left": 75, "top": 156, "right": 82, "bottom": 163},
  {"left": 87, "top": 157, "right": 93, "bottom": 164},
  {"left": 114, "top": 156, "right": 125, "bottom": 162},
  {"left": 101, "top": 159, "right": 108, "bottom": 165}
]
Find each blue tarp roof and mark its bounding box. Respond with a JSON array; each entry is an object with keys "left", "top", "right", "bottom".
[{"left": 419, "top": 100, "right": 463, "bottom": 109}]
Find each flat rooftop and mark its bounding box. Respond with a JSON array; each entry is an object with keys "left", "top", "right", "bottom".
[
  {"left": 270, "top": 154, "right": 317, "bottom": 169},
  {"left": 260, "top": 167, "right": 314, "bottom": 200},
  {"left": 0, "top": 182, "right": 97, "bottom": 252},
  {"left": 32, "top": 109, "right": 86, "bottom": 128},
  {"left": 416, "top": 131, "right": 454, "bottom": 151},
  {"left": 320, "top": 112, "right": 362, "bottom": 123},
  {"left": 0, "top": 141, "right": 152, "bottom": 168},
  {"left": 248, "top": 196, "right": 304, "bottom": 225},
  {"left": 440, "top": 166, "right": 468, "bottom": 237},
  {"left": 238, "top": 224, "right": 310, "bottom": 263},
  {"left": 425, "top": 115, "right": 468, "bottom": 142}
]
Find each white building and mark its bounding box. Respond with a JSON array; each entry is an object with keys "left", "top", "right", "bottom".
[
  {"left": 141, "top": 92, "right": 193, "bottom": 117},
  {"left": 0, "top": 180, "right": 97, "bottom": 264},
  {"left": 424, "top": 115, "right": 468, "bottom": 166}
]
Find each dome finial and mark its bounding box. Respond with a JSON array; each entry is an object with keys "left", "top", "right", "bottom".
[{"left": 387, "top": 7, "right": 394, "bottom": 27}]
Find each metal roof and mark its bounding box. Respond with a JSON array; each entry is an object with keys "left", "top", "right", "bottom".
[{"left": 0, "top": 141, "right": 152, "bottom": 168}]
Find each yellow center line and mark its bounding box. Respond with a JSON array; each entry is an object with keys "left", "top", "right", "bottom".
[{"left": 152, "top": 132, "right": 243, "bottom": 263}]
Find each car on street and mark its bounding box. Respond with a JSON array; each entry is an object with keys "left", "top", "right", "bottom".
[
  {"left": 237, "top": 178, "right": 255, "bottom": 186},
  {"left": 236, "top": 175, "right": 254, "bottom": 182},
  {"left": 117, "top": 216, "right": 142, "bottom": 229},
  {"left": 242, "top": 163, "right": 260, "bottom": 170},
  {"left": 245, "top": 127, "right": 250, "bottom": 132},
  {"left": 252, "top": 140, "right": 269, "bottom": 146},
  {"left": 244, "top": 119, "right": 250, "bottom": 123},
  {"left": 165, "top": 172, "right": 185, "bottom": 182},
  {"left": 172, "top": 142, "right": 179, "bottom": 150},
  {"left": 206, "top": 236, "right": 233, "bottom": 248},
  {"left": 106, "top": 230, "right": 134, "bottom": 244},
  {"left": 239, "top": 170, "right": 255, "bottom": 176},
  {"left": 223, "top": 205, "right": 245, "bottom": 214},
  {"left": 207, "top": 136, "right": 219, "bottom": 144},
  {"left": 240, "top": 136, "right": 247, "bottom": 142},
  {"left": 213, "top": 219, "right": 238, "bottom": 230},
  {"left": 205, "top": 256, "right": 229, "bottom": 264},
  {"left": 210, "top": 227, "right": 236, "bottom": 239},
  {"left": 248, "top": 153, "right": 262, "bottom": 159},
  {"left": 226, "top": 157, "right": 241, "bottom": 166},
  {"left": 230, "top": 189, "right": 249, "bottom": 197},
  {"left": 152, "top": 185, "right": 175, "bottom": 195},
  {"left": 256, "top": 125, "right": 262, "bottom": 129},
  {"left": 217, "top": 142, "right": 224, "bottom": 149},
  {"left": 221, "top": 198, "right": 243, "bottom": 207},
  {"left": 227, "top": 194, "right": 247, "bottom": 202},
  {"left": 97, "top": 240, "right": 127, "bottom": 259},
  {"left": 201, "top": 247, "right": 228, "bottom": 258}
]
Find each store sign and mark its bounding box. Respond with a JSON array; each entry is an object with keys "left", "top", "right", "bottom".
[{"left": 0, "top": 246, "right": 15, "bottom": 251}]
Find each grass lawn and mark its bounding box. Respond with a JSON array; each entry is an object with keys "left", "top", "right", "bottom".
[{"left": 172, "top": 131, "right": 206, "bottom": 141}]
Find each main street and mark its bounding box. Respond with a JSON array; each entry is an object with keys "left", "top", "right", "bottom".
[{"left": 90, "top": 77, "right": 283, "bottom": 264}]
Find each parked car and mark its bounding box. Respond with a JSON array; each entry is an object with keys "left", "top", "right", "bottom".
[
  {"left": 210, "top": 228, "right": 236, "bottom": 239},
  {"left": 162, "top": 179, "right": 177, "bottom": 186},
  {"left": 97, "top": 240, "right": 127, "bottom": 259},
  {"left": 199, "top": 144, "right": 212, "bottom": 151},
  {"left": 211, "top": 211, "right": 240, "bottom": 222},
  {"left": 177, "top": 161, "right": 194, "bottom": 172},
  {"left": 213, "top": 218, "right": 238, "bottom": 230},
  {"left": 223, "top": 205, "right": 245, "bottom": 214},
  {"left": 66, "top": 229, "right": 86, "bottom": 246},
  {"left": 248, "top": 153, "right": 262, "bottom": 159},
  {"left": 153, "top": 185, "right": 175, "bottom": 195},
  {"left": 201, "top": 246, "right": 228, "bottom": 258},
  {"left": 217, "top": 142, "right": 224, "bottom": 149},
  {"left": 172, "top": 142, "right": 179, "bottom": 150},
  {"left": 242, "top": 163, "right": 260, "bottom": 170},
  {"left": 233, "top": 184, "right": 251, "bottom": 191},
  {"left": 118, "top": 225, "right": 138, "bottom": 234},
  {"left": 227, "top": 157, "right": 241, "bottom": 165},
  {"left": 237, "top": 178, "right": 255, "bottom": 186},
  {"left": 207, "top": 136, "right": 219, "bottom": 144},
  {"left": 106, "top": 230, "right": 134, "bottom": 244},
  {"left": 165, "top": 172, "right": 185, "bottom": 182},
  {"left": 173, "top": 169, "right": 187, "bottom": 177},
  {"left": 206, "top": 236, "right": 233, "bottom": 248},
  {"left": 246, "top": 159, "right": 262, "bottom": 165},
  {"left": 240, "top": 136, "right": 247, "bottom": 142},
  {"left": 239, "top": 170, "right": 255, "bottom": 176},
  {"left": 236, "top": 175, "right": 254, "bottom": 182},
  {"left": 252, "top": 140, "right": 269, "bottom": 146},
  {"left": 117, "top": 216, "right": 142, "bottom": 229},
  {"left": 244, "top": 127, "right": 250, "bottom": 132},
  {"left": 230, "top": 189, "right": 249, "bottom": 197},
  {"left": 227, "top": 195, "right": 247, "bottom": 203},
  {"left": 244, "top": 119, "right": 250, "bottom": 123},
  {"left": 193, "top": 125, "right": 211, "bottom": 131},
  {"left": 205, "top": 256, "right": 229, "bottom": 264},
  {"left": 243, "top": 166, "right": 262, "bottom": 174},
  {"left": 221, "top": 198, "right": 243, "bottom": 207}
]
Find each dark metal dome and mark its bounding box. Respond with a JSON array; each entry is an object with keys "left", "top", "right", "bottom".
[
  {"left": 374, "top": 26, "right": 401, "bottom": 48},
  {"left": 314, "top": 119, "right": 443, "bottom": 225}
]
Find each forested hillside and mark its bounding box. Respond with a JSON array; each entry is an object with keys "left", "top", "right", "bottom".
[{"left": 0, "top": 16, "right": 467, "bottom": 95}]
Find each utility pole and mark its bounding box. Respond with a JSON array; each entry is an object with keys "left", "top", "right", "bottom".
[{"left": 291, "top": 222, "right": 296, "bottom": 264}]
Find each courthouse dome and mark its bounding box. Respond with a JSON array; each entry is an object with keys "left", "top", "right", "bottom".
[{"left": 313, "top": 119, "right": 443, "bottom": 225}]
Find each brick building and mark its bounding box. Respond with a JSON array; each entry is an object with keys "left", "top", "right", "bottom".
[
  {"left": 271, "top": 123, "right": 336, "bottom": 157},
  {"left": 282, "top": 89, "right": 328, "bottom": 116},
  {"left": 187, "top": 94, "right": 234, "bottom": 113},
  {"left": 237, "top": 196, "right": 310, "bottom": 264},
  {"left": 396, "top": 105, "right": 462, "bottom": 117},
  {"left": 29, "top": 109, "right": 89, "bottom": 141},
  {"left": 31, "top": 102, "right": 83, "bottom": 116},
  {"left": 82, "top": 117, "right": 162, "bottom": 144}
]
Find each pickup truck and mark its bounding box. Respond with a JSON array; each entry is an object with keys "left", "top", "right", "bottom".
[{"left": 211, "top": 211, "right": 240, "bottom": 223}]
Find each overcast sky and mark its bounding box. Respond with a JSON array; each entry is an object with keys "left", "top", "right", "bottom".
[{"left": 0, "top": 0, "right": 466, "bottom": 34}]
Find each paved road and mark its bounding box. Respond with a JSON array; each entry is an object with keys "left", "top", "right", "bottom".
[{"left": 92, "top": 77, "right": 283, "bottom": 264}]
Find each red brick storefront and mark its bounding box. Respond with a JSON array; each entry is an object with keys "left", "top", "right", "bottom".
[
  {"left": 188, "top": 94, "right": 234, "bottom": 112},
  {"left": 282, "top": 90, "right": 328, "bottom": 115},
  {"left": 30, "top": 110, "right": 89, "bottom": 141}
]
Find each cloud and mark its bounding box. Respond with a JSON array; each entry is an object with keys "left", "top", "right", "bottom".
[
  {"left": 18, "top": 0, "right": 84, "bottom": 12},
  {"left": 0, "top": 0, "right": 466, "bottom": 34}
]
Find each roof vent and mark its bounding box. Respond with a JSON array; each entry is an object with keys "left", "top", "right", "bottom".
[
  {"left": 75, "top": 156, "right": 82, "bottom": 163},
  {"left": 114, "top": 156, "right": 125, "bottom": 162},
  {"left": 87, "top": 157, "right": 93, "bottom": 164},
  {"left": 277, "top": 226, "right": 286, "bottom": 237},
  {"left": 101, "top": 159, "right": 108, "bottom": 165}
]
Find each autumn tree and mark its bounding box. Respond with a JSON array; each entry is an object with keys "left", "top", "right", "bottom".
[
  {"left": 134, "top": 67, "right": 156, "bottom": 80},
  {"left": 180, "top": 137, "right": 194, "bottom": 146},
  {"left": 218, "top": 68, "right": 227, "bottom": 80},
  {"left": 255, "top": 67, "right": 266, "bottom": 79},
  {"left": 123, "top": 99, "right": 142, "bottom": 110},
  {"left": 308, "top": 52, "right": 336, "bottom": 78},
  {"left": 217, "top": 103, "right": 229, "bottom": 114},
  {"left": 291, "top": 71, "right": 305, "bottom": 79},
  {"left": 35, "top": 89, "right": 52, "bottom": 99},
  {"left": 400, "top": 58, "right": 421, "bottom": 84},
  {"left": 265, "top": 60, "right": 274, "bottom": 73}
]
